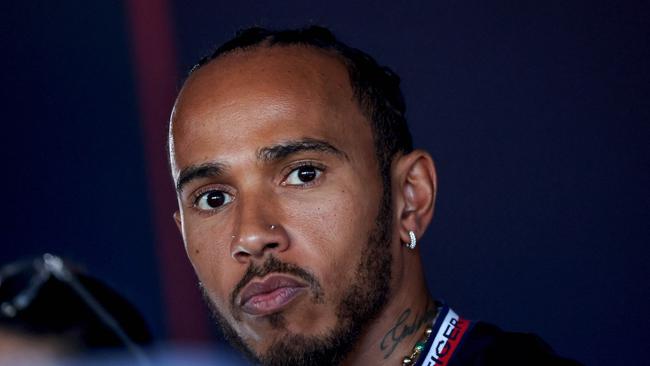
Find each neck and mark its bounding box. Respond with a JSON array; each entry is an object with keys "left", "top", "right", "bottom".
[{"left": 341, "top": 256, "right": 437, "bottom": 365}]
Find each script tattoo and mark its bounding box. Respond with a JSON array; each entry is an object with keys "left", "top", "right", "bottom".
[{"left": 380, "top": 305, "right": 437, "bottom": 359}]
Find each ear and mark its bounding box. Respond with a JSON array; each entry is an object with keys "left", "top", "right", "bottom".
[
  {"left": 392, "top": 150, "right": 437, "bottom": 246},
  {"left": 173, "top": 211, "right": 183, "bottom": 234}
]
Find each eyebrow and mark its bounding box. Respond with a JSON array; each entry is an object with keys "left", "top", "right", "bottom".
[
  {"left": 176, "top": 162, "right": 228, "bottom": 192},
  {"left": 175, "top": 138, "right": 347, "bottom": 193},
  {"left": 257, "top": 138, "right": 348, "bottom": 162}
]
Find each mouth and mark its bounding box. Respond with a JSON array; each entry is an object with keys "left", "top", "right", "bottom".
[{"left": 237, "top": 274, "right": 308, "bottom": 316}]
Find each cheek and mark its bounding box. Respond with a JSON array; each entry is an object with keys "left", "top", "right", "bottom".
[
  {"left": 281, "top": 183, "right": 380, "bottom": 293},
  {"left": 184, "top": 216, "right": 224, "bottom": 256},
  {"left": 182, "top": 214, "right": 237, "bottom": 303}
]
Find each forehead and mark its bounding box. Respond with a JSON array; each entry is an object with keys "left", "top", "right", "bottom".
[{"left": 169, "top": 46, "right": 374, "bottom": 173}]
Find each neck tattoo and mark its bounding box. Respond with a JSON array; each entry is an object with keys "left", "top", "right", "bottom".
[{"left": 379, "top": 303, "right": 438, "bottom": 360}]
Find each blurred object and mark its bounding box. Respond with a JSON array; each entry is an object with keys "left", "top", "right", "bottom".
[
  {"left": 61, "top": 344, "right": 248, "bottom": 366},
  {"left": 0, "top": 254, "right": 152, "bottom": 365}
]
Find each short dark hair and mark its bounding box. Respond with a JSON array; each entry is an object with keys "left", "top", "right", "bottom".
[{"left": 191, "top": 25, "right": 413, "bottom": 186}]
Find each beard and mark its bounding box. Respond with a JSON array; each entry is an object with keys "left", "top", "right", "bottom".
[{"left": 200, "top": 188, "right": 393, "bottom": 366}]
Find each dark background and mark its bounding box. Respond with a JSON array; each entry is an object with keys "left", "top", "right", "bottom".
[{"left": 1, "top": 1, "right": 648, "bottom": 365}]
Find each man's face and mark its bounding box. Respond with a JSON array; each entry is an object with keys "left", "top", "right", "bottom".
[{"left": 169, "top": 46, "right": 395, "bottom": 364}]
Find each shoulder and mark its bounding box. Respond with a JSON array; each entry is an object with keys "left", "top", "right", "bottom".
[{"left": 449, "top": 322, "right": 583, "bottom": 366}]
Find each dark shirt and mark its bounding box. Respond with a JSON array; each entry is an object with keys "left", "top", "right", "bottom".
[{"left": 415, "top": 306, "right": 582, "bottom": 366}]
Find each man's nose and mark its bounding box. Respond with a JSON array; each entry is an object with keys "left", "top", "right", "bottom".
[{"left": 230, "top": 194, "right": 289, "bottom": 263}]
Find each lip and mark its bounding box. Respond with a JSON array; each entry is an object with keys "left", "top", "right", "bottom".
[{"left": 237, "top": 274, "right": 308, "bottom": 316}]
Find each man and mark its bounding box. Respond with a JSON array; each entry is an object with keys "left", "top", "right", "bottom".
[{"left": 168, "top": 26, "right": 580, "bottom": 365}]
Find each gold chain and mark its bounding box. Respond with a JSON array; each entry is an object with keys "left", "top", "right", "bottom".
[{"left": 401, "top": 326, "right": 433, "bottom": 365}]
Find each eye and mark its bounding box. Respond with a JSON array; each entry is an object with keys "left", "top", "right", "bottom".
[
  {"left": 195, "top": 190, "right": 233, "bottom": 210},
  {"left": 284, "top": 165, "right": 322, "bottom": 186}
]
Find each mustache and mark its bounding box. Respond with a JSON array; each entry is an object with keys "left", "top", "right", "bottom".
[{"left": 229, "top": 255, "right": 323, "bottom": 310}]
